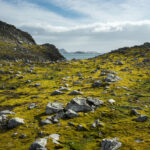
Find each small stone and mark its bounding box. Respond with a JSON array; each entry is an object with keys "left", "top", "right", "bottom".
[
  {"left": 28, "top": 103, "right": 37, "bottom": 110},
  {"left": 92, "top": 80, "right": 103, "bottom": 88},
  {"left": 130, "top": 109, "right": 140, "bottom": 116}
]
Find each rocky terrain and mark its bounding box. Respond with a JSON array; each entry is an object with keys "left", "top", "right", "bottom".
[
  {"left": 0, "top": 21, "right": 65, "bottom": 61},
  {"left": 0, "top": 40, "right": 150, "bottom": 149}
]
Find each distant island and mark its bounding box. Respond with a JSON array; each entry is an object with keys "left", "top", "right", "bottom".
[{"left": 59, "top": 49, "right": 101, "bottom": 60}]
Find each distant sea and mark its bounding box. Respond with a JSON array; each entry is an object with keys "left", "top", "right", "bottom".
[{"left": 61, "top": 52, "right": 100, "bottom": 60}]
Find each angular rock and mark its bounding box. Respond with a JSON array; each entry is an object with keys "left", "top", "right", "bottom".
[
  {"left": 100, "top": 137, "right": 122, "bottom": 150},
  {"left": 64, "top": 109, "right": 80, "bottom": 119},
  {"left": 68, "top": 90, "right": 83, "bottom": 95},
  {"left": 51, "top": 90, "right": 64, "bottom": 96},
  {"left": 46, "top": 102, "right": 64, "bottom": 115},
  {"left": 87, "top": 97, "right": 104, "bottom": 107},
  {"left": 77, "top": 124, "right": 87, "bottom": 131},
  {"left": 65, "top": 97, "right": 92, "bottom": 112},
  {"left": 8, "top": 117, "right": 24, "bottom": 129}
]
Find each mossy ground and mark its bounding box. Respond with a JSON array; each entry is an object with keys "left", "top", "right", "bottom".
[{"left": 0, "top": 47, "right": 150, "bottom": 150}]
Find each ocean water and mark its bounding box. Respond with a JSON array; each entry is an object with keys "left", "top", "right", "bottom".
[{"left": 61, "top": 52, "right": 100, "bottom": 60}]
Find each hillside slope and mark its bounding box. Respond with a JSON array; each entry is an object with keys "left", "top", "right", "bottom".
[
  {"left": 0, "top": 21, "right": 65, "bottom": 61},
  {"left": 0, "top": 42, "right": 150, "bottom": 150}
]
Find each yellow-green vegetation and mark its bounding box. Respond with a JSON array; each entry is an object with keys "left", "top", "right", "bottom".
[{"left": 0, "top": 44, "right": 150, "bottom": 150}]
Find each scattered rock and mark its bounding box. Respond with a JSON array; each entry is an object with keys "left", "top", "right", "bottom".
[
  {"left": 130, "top": 109, "right": 140, "bottom": 116},
  {"left": 108, "top": 99, "right": 116, "bottom": 105},
  {"left": 64, "top": 109, "right": 80, "bottom": 119},
  {"left": 29, "top": 138, "right": 48, "bottom": 150},
  {"left": 103, "top": 74, "right": 121, "bottom": 83},
  {"left": 8, "top": 117, "right": 24, "bottom": 129},
  {"left": 46, "top": 102, "right": 64, "bottom": 115},
  {"left": 51, "top": 90, "right": 64, "bottom": 96},
  {"left": 65, "top": 97, "right": 92, "bottom": 112},
  {"left": 40, "top": 119, "right": 52, "bottom": 126},
  {"left": 0, "top": 110, "right": 15, "bottom": 115},
  {"left": 68, "top": 90, "right": 83, "bottom": 95},
  {"left": 87, "top": 97, "right": 104, "bottom": 107},
  {"left": 59, "top": 86, "right": 70, "bottom": 91},
  {"left": 77, "top": 124, "right": 87, "bottom": 131},
  {"left": 92, "top": 80, "right": 103, "bottom": 88},
  {"left": 28, "top": 103, "right": 37, "bottom": 110},
  {"left": 100, "top": 137, "right": 122, "bottom": 150},
  {"left": 134, "top": 115, "right": 148, "bottom": 122},
  {"left": 49, "top": 134, "right": 60, "bottom": 144}
]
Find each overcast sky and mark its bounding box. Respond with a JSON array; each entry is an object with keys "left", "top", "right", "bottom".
[{"left": 0, "top": 0, "right": 150, "bottom": 52}]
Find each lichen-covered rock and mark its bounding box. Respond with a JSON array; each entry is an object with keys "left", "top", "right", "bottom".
[
  {"left": 8, "top": 117, "right": 24, "bottom": 129},
  {"left": 100, "top": 137, "right": 122, "bottom": 150},
  {"left": 46, "top": 102, "right": 64, "bottom": 115},
  {"left": 65, "top": 97, "right": 92, "bottom": 112}
]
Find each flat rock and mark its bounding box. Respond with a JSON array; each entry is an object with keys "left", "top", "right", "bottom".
[
  {"left": 59, "top": 87, "right": 70, "bottom": 91},
  {"left": 100, "top": 137, "right": 122, "bottom": 150},
  {"left": 49, "top": 134, "right": 60, "bottom": 144},
  {"left": 8, "top": 117, "right": 24, "bottom": 129},
  {"left": 28, "top": 103, "right": 37, "bottom": 110},
  {"left": 87, "top": 97, "right": 104, "bottom": 107},
  {"left": 40, "top": 119, "right": 52, "bottom": 126},
  {"left": 46, "top": 102, "right": 64, "bottom": 115}
]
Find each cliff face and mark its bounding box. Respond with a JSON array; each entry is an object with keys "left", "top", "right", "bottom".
[{"left": 0, "top": 21, "right": 65, "bottom": 61}]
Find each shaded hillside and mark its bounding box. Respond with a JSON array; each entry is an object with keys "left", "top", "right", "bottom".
[
  {"left": 0, "top": 21, "right": 65, "bottom": 61},
  {"left": 0, "top": 42, "right": 150, "bottom": 150}
]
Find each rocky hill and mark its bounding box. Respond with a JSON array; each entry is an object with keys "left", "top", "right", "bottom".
[
  {"left": 0, "top": 42, "right": 150, "bottom": 150},
  {"left": 0, "top": 21, "right": 65, "bottom": 61}
]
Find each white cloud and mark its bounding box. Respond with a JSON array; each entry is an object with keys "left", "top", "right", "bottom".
[{"left": 0, "top": 0, "right": 150, "bottom": 52}]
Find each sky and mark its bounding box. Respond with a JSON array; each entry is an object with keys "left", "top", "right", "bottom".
[{"left": 0, "top": 0, "right": 150, "bottom": 52}]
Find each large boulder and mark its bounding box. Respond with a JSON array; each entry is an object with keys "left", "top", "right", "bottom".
[
  {"left": 46, "top": 102, "right": 64, "bottom": 115},
  {"left": 65, "top": 97, "right": 92, "bottom": 112},
  {"left": 100, "top": 138, "right": 122, "bottom": 150},
  {"left": 8, "top": 117, "right": 24, "bottom": 129}
]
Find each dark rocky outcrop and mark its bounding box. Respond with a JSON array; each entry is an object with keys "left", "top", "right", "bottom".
[{"left": 0, "top": 20, "right": 65, "bottom": 61}]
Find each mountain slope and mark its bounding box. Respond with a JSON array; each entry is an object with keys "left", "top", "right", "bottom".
[
  {"left": 0, "top": 21, "right": 65, "bottom": 61},
  {"left": 0, "top": 42, "right": 150, "bottom": 150}
]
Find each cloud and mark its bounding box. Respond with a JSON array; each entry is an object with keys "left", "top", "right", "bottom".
[{"left": 0, "top": 0, "right": 150, "bottom": 52}]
